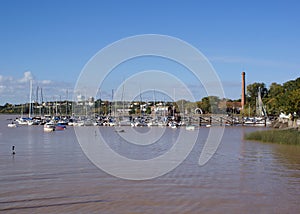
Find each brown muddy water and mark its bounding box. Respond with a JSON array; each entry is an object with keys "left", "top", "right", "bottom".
[{"left": 0, "top": 115, "right": 300, "bottom": 213}]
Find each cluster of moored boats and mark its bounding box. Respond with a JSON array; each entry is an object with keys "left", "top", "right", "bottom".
[
  {"left": 7, "top": 115, "right": 197, "bottom": 131},
  {"left": 7, "top": 114, "right": 271, "bottom": 132},
  {"left": 7, "top": 116, "right": 68, "bottom": 132}
]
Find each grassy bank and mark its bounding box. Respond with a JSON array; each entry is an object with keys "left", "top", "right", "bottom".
[{"left": 245, "top": 129, "right": 300, "bottom": 145}]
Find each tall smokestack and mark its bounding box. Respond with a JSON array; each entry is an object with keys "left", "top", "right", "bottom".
[{"left": 241, "top": 72, "right": 246, "bottom": 109}]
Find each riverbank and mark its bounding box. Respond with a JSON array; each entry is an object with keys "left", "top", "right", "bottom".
[{"left": 245, "top": 128, "right": 300, "bottom": 145}]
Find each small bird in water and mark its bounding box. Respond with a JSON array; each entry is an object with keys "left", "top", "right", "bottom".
[{"left": 12, "top": 146, "right": 15, "bottom": 155}]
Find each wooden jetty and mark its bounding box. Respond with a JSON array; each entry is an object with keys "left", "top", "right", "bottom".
[{"left": 188, "top": 114, "right": 268, "bottom": 127}]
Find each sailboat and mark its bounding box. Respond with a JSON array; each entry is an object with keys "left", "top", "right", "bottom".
[
  {"left": 27, "top": 80, "right": 38, "bottom": 125},
  {"left": 16, "top": 104, "right": 28, "bottom": 125},
  {"left": 256, "top": 87, "right": 267, "bottom": 117},
  {"left": 255, "top": 87, "right": 270, "bottom": 126},
  {"left": 16, "top": 81, "right": 33, "bottom": 125},
  {"left": 244, "top": 87, "right": 269, "bottom": 126}
]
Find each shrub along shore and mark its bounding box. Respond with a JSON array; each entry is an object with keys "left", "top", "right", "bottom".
[{"left": 245, "top": 128, "right": 300, "bottom": 145}]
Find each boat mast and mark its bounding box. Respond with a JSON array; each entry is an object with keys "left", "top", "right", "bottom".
[
  {"left": 248, "top": 103, "right": 250, "bottom": 117},
  {"left": 40, "top": 87, "right": 44, "bottom": 116},
  {"left": 139, "top": 86, "right": 142, "bottom": 116},
  {"left": 110, "top": 89, "right": 113, "bottom": 117},
  {"left": 122, "top": 83, "right": 125, "bottom": 117},
  {"left": 29, "top": 80, "right": 32, "bottom": 118},
  {"left": 182, "top": 99, "right": 185, "bottom": 121},
  {"left": 163, "top": 97, "right": 166, "bottom": 118},
  {"left": 153, "top": 89, "right": 156, "bottom": 118},
  {"left": 66, "top": 90, "right": 68, "bottom": 116},
  {"left": 21, "top": 104, "right": 23, "bottom": 118},
  {"left": 173, "top": 88, "right": 175, "bottom": 119}
]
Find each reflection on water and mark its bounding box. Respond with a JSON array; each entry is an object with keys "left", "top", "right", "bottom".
[
  {"left": 0, "top": 115, "right": 300, "bottom": 213},
  {"left": 274, "top": 144, "right": 300, "bottom": 169},
  {"left": 273, "top": 144, "right": 300, "bottom": 182}
]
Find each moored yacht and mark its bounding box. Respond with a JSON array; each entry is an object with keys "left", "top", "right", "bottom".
[{"left": 44, "top": 123, "right": 55, "bottom": 132}]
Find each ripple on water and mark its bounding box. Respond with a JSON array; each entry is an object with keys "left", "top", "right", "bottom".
[{"left": 0, "top": 115, "right": 300, "bottom": 213}]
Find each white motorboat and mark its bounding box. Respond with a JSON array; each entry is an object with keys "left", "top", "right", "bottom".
[
  {"left": 16, "top": 118, "right": 29, "bottom": 125},
  {"left": 8, "top": 123, "right": 17, "bottom": 128},
  {"left": 44, "top": 123, "right": 55, "bottom": 132},
  {"left": 186, "top": 125, "right": 195, "bottom": 131}
]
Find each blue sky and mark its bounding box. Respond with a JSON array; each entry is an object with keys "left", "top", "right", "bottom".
[{"left": 0, "top": 0, "right": 299, "bottom": 104}]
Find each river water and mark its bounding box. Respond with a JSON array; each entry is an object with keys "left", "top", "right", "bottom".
[{"left": 0, "top": 115, "right": 300, "bottom": 213}]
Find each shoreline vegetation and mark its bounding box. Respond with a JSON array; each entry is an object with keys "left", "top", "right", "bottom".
[
  {"left": 245, "top": 128, "right": 300, "bottom": 145},
  {"left": 1, "top": 77, "right": 299, "bottom": 117}
]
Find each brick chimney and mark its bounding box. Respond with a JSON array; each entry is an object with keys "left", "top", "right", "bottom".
[{"left": 241, "top": 72, "right": 246, "bottom": 109}]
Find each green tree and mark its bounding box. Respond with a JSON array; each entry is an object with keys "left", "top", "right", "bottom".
[
  {"left": 264, "top": 78, "right": 300, "bottom": 116},
  {"left": 283, "top": 78, "right": 300, "bottom": 91},
  {"left": 197, "top": 97, "right": 210, "bottom": 113},
  {"left": 282, "top": 89, "right": 300, "bottom": 114},
  {"left": 265, "top": 83, "right": 284, "bottom": 115},
  {"left": 268, "top": 83, "right": 284, "bottom": 97},
  {"left": 196, "top": 96, "right": 221, "bottom": 114},
  {"left": 246, "top": 82, "right": 267, "bottom": 108},
  {"left": 145, "top": 106, "right": 151, "bottom": 114},
  {"left": 129, "top": 108, "right": 136, "bottom": 115}
]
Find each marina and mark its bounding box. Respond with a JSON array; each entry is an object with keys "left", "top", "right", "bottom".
[
  {"left": 6, "top": 113, "right": 273, "bottom": 129},
  {"left": 1, "top": 1, "right": 300, "bottom": 213}
]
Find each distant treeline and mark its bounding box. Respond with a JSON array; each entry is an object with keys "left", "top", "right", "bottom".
[
  {"left": 1, "top": 77, "right": 299, "bottom": 116},
  {"left": 245, "top": 77, "right": 300, "bottom": 116}
]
